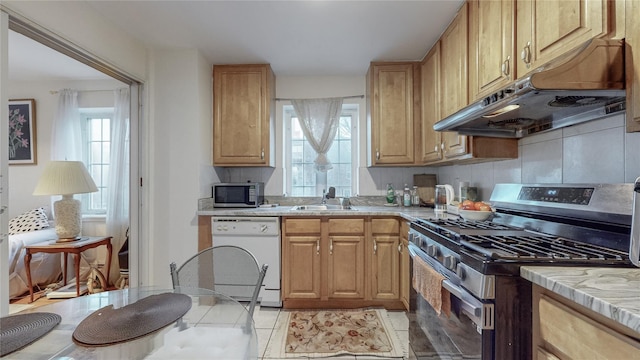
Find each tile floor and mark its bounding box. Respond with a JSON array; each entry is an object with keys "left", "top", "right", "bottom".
[{"left": 252, "top": 306, "right": 410, "bottom": 359}]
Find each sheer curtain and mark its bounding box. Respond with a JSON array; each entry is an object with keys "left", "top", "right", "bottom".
[
  {"left": 51, "top": 89, "right": 82, "bottom": 161},
  {"left": 106, "top": 88, "right": 130, "bottom": 283},
  {"left": 291, "top": 98, "right": 344, "bottom": 172}
]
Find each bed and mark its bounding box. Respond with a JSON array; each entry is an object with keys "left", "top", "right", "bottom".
[{"left": 7, "top": 208, "right": 62, "bottom": 299}]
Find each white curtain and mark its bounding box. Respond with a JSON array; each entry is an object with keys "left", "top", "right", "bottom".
[
  {"left": 51, "top": 89, "right": 82, "bottom": 161},
  {"left": 106, "top": 88, "right": 130, "bottom": 283},
  {"left": 291, "top": 98, "right": 343, "bottom": 172}
]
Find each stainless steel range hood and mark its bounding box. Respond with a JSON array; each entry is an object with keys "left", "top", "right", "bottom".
[{"left": 434, "top": 39, "right": 626, "bottom": 138}]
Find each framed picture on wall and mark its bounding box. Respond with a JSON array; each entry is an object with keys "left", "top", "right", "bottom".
[{"left": 8, "top": 99, "right": 37, "bottom": 165}]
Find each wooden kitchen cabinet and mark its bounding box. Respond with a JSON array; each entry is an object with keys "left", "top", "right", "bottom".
[
  {"left": 370, "top": 218, "right": 400, "bottom": 300},
  {"left": 327, "top": 219, "right": 365, "bottom": 299},
  {"left": 468, "top": 0, "right": 515, "bottom": 101},
  {"left": 282, "top": 217, "right": 405, "bottom": 310},
  {"left": 420, "top": 2, "right": 518, "bottom": 165},
  {"left": 399, "top": 221, "right": 410, "bottom": 310},
  {"left": 366, "top": 62, "right": 419, "bottom": 166},
  {"left": 281, "top": 217, "right": 365, "bottom": 302},
  {"left": 420, "top": 42, "right": 444, "bottom": 163},
  {"left": 212, "top": 64, "right": 275, "bottom": 166},
  {"left": 532, "top": 284, "right": 640, "bottom": 359},
  {"left": 281, "top": 218, "right": 322, "bottom": 299},
  {"left": 516, "top": 0, "right": 612, "bottom": 78},
  {"left": 440, "top": 2, "right": 470, "bottom": 159}
]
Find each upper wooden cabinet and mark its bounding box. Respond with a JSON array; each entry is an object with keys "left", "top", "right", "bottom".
[
  {"left": 213, "top": 64, "right": 275, "bottom": 167},
  {"left": 468, "top": 0, "right": 515, "bottom": 101},
  {"left": 439, "top": 2, "right": 471, "bottom": 159},
  {"left": 366, "top": 62, "right": 419, "bottom": 166},
  {"left": 626, "top": 0, "right": 640, "bottom": 132},
  {"left": 516, "top": 0, "right": 612, "bottom": 78},
  {"left": 420, "top": 43, "right": 443, "bottom": 163}
]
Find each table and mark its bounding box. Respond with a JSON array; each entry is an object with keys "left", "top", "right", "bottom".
[
  {"left": 24, "top": 236, "right": 113, "bottom": 302},
  {"left": 6, "top": 288, "right": 258, "bottom": 359}
]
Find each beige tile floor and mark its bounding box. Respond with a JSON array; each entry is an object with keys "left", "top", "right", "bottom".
[{"left": 252, "top": 306, "right": 410, "bottom": 360}]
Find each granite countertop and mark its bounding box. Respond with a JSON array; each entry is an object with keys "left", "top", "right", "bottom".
[
  {"left": 197, "top": 205, "right": 439, "bottom": 222},
  {"left": 521, "top": 266, "right": 640, "bottom": 336}
]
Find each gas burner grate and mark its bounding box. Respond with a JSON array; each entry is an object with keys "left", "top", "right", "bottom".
[{"left": 461, "top": 234, "right": 628, "bottom": 262}]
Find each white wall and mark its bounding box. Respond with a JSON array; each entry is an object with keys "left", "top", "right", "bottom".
[
  {"left": 7, "top": 79, "right": 124, "bottom": 219},
  {"left": 146, "top": 49, "right": 218, "bottom": 287}
]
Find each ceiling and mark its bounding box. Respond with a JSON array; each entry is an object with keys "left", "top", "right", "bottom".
[{"left": 10, "top": 0, "right": 465, "bottom": 79}]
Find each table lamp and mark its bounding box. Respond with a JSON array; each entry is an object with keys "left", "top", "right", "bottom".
[{"left": 33, "top": 161, "right": 98, "bottom": 242}]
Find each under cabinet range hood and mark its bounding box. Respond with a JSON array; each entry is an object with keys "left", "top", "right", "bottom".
[{"left": 434, "top": 39, "right": 626, "bottom": 138}]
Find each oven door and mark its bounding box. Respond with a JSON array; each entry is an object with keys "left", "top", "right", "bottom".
[{"left": 408, "top": 242, "right": 494, "bottom": 359}]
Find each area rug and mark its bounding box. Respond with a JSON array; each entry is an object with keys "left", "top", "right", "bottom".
[{"left": 264, "top": 309, "right": 405, "bottom": 358}]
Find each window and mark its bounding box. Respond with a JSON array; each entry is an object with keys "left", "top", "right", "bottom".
[
  {"left": 80, "top": 109, "right": 112, "bottom": 214},
  {"left": 284, "top": 104, "right": 358, "bottom": 197}
]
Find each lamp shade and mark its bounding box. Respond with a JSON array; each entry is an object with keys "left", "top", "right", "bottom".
[{"left": 33, "top": 161, "right": 98, "bottom": 196}]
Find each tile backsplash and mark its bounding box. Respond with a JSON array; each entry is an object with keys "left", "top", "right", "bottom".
[{"left": 223, "top": 114, "right": 640, "bottom": 200}]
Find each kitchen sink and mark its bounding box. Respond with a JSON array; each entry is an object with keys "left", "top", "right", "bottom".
[{"left": 290, "top": 204, "right": 356, "bottom": 211}]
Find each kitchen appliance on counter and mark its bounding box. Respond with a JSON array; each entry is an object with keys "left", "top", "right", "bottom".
[
  {"left": 433, "top": 38, "right": 626, "bottom": 138},
  {"left": 408, "top": 183, "right": 634, "bottom": 360},
  {"left": 212, "top": 216, "right": 281, "bottom": 307},
  {"left": 213, "top": 182, "right": 264, "bottom": 208}
]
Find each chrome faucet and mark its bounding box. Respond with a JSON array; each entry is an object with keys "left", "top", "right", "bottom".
[{"left": 321, "top": 187, "right": 336, "bottom": 204}]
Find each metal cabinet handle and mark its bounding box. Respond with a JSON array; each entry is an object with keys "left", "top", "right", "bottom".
[
  {"left": 398, "top": 243, "right": 402, "bottom": 253},
  {"left": 501, "top": 56, "right": 511, "bottom": 77},
  {"left": 373, "top": 239, "right": 377, "bottom": 254},
  {"left": 521, "top": 42, "right": 531, "bottom": 68},
  {"left": 329, "top": 238, "right": 333, "bottom": 255},
  {"left": 261, "top": 148, "right": 265, "bottom": 160},
  {"left": 434, "top": 145, "right": 439, "bottom": 152},
  {"left": 316, "top": 240, "right": 320, "bottom": 255},
  {"left": 376, "top": 149, "right": 380, "bottom": 160}
]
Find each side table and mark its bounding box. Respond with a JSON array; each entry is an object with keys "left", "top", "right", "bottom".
[{"left": 24, "top": 236, "right": 113, "bottom": 303}]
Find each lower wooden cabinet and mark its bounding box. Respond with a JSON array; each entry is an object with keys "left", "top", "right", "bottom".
[
  {"left": 533, "top": 284, "right": 640, "bottom": 359},
  {"left": 282, "top": 216, "right": 405, "bottom": 309}
]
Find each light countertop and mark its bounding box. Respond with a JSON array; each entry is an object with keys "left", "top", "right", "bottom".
[
  {"left": 197, "top": 205, "right": 439, "bottom": 221},
  {"left": 521, "top": 266, "right": 640, "bottom": 336}
]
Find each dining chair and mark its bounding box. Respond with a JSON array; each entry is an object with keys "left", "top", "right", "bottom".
[{"left": 169, "top": 245, "right": 268, "bottom": 318}]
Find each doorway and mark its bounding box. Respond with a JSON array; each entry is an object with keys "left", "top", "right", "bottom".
[{"left": 0, "top": 9, "right": 142, "bottom": 315}]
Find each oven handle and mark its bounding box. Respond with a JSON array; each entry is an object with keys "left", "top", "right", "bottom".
[{"left": 408, "top": 243, "right": 488, "bottom": 325}]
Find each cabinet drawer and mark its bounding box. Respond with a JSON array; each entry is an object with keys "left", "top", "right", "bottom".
[
  {"left": 328, "top": 219, "right": 364, "bottom": 234},
  {"left": 371, "top": 218, "right": 400, "bottom": 234},
  {"left": 284, "top": 218, "right": 321, "bottom": 234},
  {"left": 538, "top": 295, "right": 640, "bottom": 359}
]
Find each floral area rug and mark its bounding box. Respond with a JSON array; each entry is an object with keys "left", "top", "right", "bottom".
[{"left": 269, "top": 309, "right": 405, "bottom": 358}]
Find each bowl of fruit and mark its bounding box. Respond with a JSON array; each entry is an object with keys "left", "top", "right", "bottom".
[{"left": 458, "top": 200, "right": 494, "bottom": 221}]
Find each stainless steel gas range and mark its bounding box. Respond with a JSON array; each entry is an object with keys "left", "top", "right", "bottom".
[{"left": 407, "top": 183, "right": 635, "bottom": 360}]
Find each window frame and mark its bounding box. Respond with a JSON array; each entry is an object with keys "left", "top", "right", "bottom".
[
  {"left": 283, "top": 103, "right": 358, "bottom": 197},
  {"left": 79, "top": 108, "right": 113, "bottom": 215}
]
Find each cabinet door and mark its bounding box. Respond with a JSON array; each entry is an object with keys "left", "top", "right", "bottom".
[
  {"left": 420, "top": 43, "right": 443, "bottom": 163},
  {"left": 516, "top": 0, "right": 610, "bottom": 77},
  {"left": 282, "top": 235, "right": 321, "bottom": 299},
  {"left": 367, "top": 62, "right": 416, "bottom": 166},
  {"left": 213, "top": 64, "right": 274, "bottom": 166},
  {"left": 327, "top": 235, "right": 365, "bottom": 299},
  {"left": 626, "top": 0, "right": 640, "bottom": 132},
  {"left": 440, "top": 3, "right": 469, "bottom": 158},
  {"left": 371, "top": 235, "right": 400, "bottom": 300},
  {"left": 469, "top": 0, "right": 514, "bottom": 100}
]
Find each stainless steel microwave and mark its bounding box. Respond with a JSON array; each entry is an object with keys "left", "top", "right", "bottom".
[{"left": 212, "top": 182, "right": 264, "bottom": 208}]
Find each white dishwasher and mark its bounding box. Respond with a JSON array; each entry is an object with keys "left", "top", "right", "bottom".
[{"left": 211, "top": 216, "right": 281, "bottom": 307}]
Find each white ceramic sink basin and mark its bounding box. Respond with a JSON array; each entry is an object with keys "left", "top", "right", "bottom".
[{"left": 290, "top": 204, "right": 356, "bottom": 211}]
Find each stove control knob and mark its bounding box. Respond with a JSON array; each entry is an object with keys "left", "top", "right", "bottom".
[
  {"left": 426, "top": 244, "right": 439, "bottom": 257},
  {"left": 456, "top": 265, "right": 466, "bottom": 280},
  {"left": 443, "top": 255, "right": 458, "bottom": 271}
]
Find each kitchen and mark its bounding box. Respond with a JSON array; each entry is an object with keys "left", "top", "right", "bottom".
[{"left": 2, "top": 0, "right": 640, "bottom": 359}]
